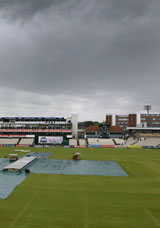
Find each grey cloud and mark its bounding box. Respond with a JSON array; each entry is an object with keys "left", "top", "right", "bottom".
[
  {"left": 0, "top": 0, "right": 156, "bottom": 22},
  {"left": 0, "top": 0, "right": 62, "bottom": 21},
  {"left": 0, "top": 0, "right": 159, "bottom": 120},
  {"left": 99, "top": 0, "right": 152, "bottom": 19},
  {"left": 0, "top": 0, "right": 85, "bottom": 22}
]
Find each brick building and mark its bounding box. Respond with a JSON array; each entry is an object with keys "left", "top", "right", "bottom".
[{"left": 106, "top": 112, "right": 160, "bottom": 129}]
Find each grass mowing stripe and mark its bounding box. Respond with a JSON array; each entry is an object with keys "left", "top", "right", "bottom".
[
  {"left": 84, "top": 191, "right": 89, "bottom": 228},
  {"left": 9, "top": 189, "right": 40, "bottom": 228},
  {"left": 144, "top": 207, "right": 160, "bottom": 227}
]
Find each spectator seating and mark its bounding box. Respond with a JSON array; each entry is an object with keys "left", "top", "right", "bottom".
[
  {"left": 69, "top": 139, "right": 77, "bottom": 146},
  {"left": 87, "top": 138, "right": 114, "bottom": 146},
  {"left": 134, "top": 138, "right": 160, "bottom": 147},
  {"left": 19, "top": 138, "right": 34, "bottom": 145},
  {"left": 0, "top": 138, "right": 19, "bottom": 145},
  {"left": 113, "top": 138, "right": 125, "bottom": 145},
  {"left": 87, "top": 138, "right": 100, "bottom": 145},
  {"left": 79, "top": 139, "right": 87, "bottom": 146},
  {"left": 125, "top": 138, "right": 137, "bottom": 146},
  {"left": 100, "top": 139, "right": 114, "bottom": 145}
]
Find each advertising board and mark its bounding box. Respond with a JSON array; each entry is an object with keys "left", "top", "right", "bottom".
[{"left": 39, "top": 136, "right": 63, "bottom": 144}]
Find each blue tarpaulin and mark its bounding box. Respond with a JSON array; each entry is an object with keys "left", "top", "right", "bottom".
[
  {"left": 27, "top": 152, "right": 52, "bottom": 158},
  {"left": 29, "top": 159, "right": 128, "bottom": 177},
  {"left": 0, "top": 154, "right": 128, "bottom": 199},
  {"left": 0, "top": 158, "right": 28, "bottom": 199}
]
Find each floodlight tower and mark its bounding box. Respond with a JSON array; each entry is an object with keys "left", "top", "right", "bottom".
[
  {"left": 144, "top": 105, "right": 152, "bottom": 115},
  {"left": 143, "top": 105, "right": 152, "bottom": 127}
]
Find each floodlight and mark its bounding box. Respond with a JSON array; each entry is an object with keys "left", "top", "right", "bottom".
[{"left": 144, "top": 105, "right": 152, "bottom": 114}]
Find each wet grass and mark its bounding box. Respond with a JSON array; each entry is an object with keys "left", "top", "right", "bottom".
[{"left": 0, "top": 147, "right": 160, "bottom": 227}]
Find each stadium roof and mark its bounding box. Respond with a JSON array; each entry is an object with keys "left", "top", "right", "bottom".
[
  {"left": 127, "top": 127, "right": 160, "bottom": 130},
  {"left": 110, "top": 126, "right": 123, "bottom": 132},
  {"left": 86, "top": 125, "right": 100, "bottom": 132},
  {"left": 0, "top": 117, "right": 66, "bottom": 121}
]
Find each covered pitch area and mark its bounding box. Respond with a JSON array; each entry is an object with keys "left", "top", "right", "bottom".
[{"left": 0, "top": 152, "right": 127, "bottom": 199}]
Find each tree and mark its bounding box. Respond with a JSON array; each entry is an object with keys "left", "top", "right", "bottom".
[{"left": 78, "top": 121, "right": 103, "bottom": 129}]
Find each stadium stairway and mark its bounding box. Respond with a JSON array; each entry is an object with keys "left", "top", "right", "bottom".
[{"left": 17, "top": 138, "right": 21, "bottom": 145}]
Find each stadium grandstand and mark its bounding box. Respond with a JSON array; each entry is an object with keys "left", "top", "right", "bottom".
[
  {"left": 79, "top": 139, "right": 87, "bottom": 146},
  {"left": 130, "top": 137, "right": 160, "bottom": 147},
  {"left": 69, "top": 139, "right": 78, "bottom": 146},
  {"left": 0, "top": 114, "right": 78, "bottom": 147},
  {"left": 105, "top": 107, "right": 160, "bottom": 148},
  {"left": 87, "top": 138, "right": 115, "bottom": 146},
  {"left": 0, "top": 138, "right": 19, "bottom": 145},
  {"left": 113, "top": 138, "right": 125, "bottom": 145},
  {"left": 125, "top": 137, "right": 137, "bottom": 146},
  {"left": 85, "top": 125, "right": 100, "bottom": 138},
  {"left": 106, "top": 110, "right": 160, "bottom": 130},
  {"left": 19, "top": 138, "right": 34, "bottom": 145}
]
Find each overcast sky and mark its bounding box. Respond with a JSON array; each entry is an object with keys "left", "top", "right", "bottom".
[{"left": 0, "top": 0, "right": 159, "bottom": 121}]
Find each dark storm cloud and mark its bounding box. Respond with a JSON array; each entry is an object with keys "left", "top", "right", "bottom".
[
  {"left": 0, "top": 0, "right": 160, "bottom": 119},
  {"left": 0, "top": 0, "right": 63, "bottom": 20},
  {"left": 0, "top": 0, "right": 152, "bottom": 21}
]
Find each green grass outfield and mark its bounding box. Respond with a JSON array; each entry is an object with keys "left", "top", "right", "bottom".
[{"left": 0, "top": 147, "right": 160, "bottom": 228}]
